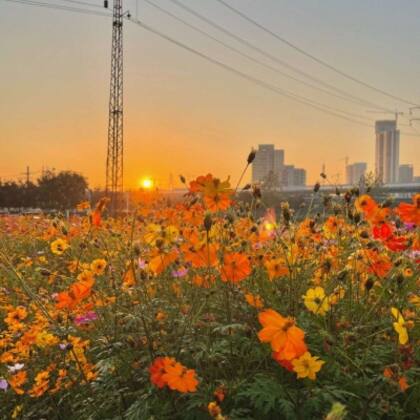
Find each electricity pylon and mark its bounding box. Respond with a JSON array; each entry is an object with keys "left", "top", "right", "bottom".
[{"left": 105, "top": 0, "right": 124, "bottom": 214}]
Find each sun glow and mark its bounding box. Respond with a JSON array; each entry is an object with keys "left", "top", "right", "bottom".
[{"left": 140, "top": 177, "right": 154, "bottom": 190}]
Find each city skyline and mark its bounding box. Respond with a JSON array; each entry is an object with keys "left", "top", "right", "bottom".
[{"left": 1, "top": 0, "right": 420, "bottom": 188}]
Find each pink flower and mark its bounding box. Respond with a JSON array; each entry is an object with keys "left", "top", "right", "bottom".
[{"left": 74, "top": 311, "right": 98, "bottom": 326}]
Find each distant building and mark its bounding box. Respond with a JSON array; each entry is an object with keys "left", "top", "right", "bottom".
[
  {"left": 282, "top": 165, "right": 306, "bottom": 187},
  {"left": 252, "top": 144, "right": 305, "bottom": 188},
  {"left": 346, "top": 162, "right": 367, "bottom": 185},
  {"left": 375, "top": 120, "right": 399, "bottom": 184},
  {"left": 252, "top": 144, "right": 284, "bottom": 186},
  {"left": 398, "top": 164, "right": 414, "bottom": 183}
]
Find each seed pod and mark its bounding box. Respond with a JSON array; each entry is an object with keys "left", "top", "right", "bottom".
[
  {"left": 360, "top": 230, "right": 369, "bottom": 239},
  {"left": 247, "top": 149, "right": 256, "bottom": 164},
  {"left": 344, "top": 191, "right": 352, "bottom": 203},
  {"left": 365, "top": 278, "right": 374, "bottom": 291},
  {"left": 314, "top": 182, "right": 320, "bottom": 193},
  {"left": 204, "top": 213, "right": 212, "bottom": 232}
]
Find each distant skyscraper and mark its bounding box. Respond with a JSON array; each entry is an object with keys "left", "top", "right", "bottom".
[
  {"left": 281, "top": 165, "right": 306, "bottom": 187},
  {"left": 375, "top": 120, "right": 400, "bottom": 184},
  {"left": 252, "top": 144, "right": 284, "bottom": 185},
  {"left": 346, "top": 162, "right": 367, "bottom": 185},
  {"left": 398, "top": 164, "right": 414, "bottom": 183}
]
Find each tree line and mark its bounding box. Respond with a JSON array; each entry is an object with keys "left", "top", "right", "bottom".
[{"left": 0, "top": 171, "right": 89, "bottom": 210}]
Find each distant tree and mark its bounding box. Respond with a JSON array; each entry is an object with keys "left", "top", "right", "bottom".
[
  {"left": 37, "top": 171, "right": 88, "bottom": 210},
  {"left": 0, "top": 181, "right": 26, "bottom": 208}
]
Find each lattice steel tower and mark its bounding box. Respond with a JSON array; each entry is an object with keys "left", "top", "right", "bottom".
[{"left": 106, "top": 0, "right": 124, "bottom": 213}]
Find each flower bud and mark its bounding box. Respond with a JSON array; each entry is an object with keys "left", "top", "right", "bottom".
[
  {"left": 247, "top": 149, "right": 256, "bottom": 164},
  {"left": 204, "top": 213, "right": 213, "bottom": 232}
]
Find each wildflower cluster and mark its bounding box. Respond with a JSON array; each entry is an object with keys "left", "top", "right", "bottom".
[{"left": 0, "top": 171, "right": 418, "bottom": 419}]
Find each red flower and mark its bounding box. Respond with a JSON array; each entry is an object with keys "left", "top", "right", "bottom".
[
  {"left": 396, "top": 194, "right": 420, "bottom": 225},
  {"left": 373, "top": 223, "right": 393, "bottom": 240},
  {"left": 149, "top": 357, "right": 167, "bottom": 389}
]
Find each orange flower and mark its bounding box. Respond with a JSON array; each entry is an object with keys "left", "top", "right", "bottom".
[
  {"left": 149, "top": 250, "right": 178, "bottom": 275},
  {"left": 398, "top": 376, "right": 409, "bottom": 392},
  {"left": 396, "top": 194, "right": 420, "bottom": 225},
  {"left": 258, "top": 309, "right": 306, "bottom": 359},
  {"left": 183, "top": 243, "right": 218, "bottom": 268},
  {"left": 8, "top": 370, "right": 27, "bottom": 395},
  {"left": 264, "top": 258, "right": 289, "bottom": 280},
  {"left": 221, "top": 252, "right": 251, "bottom": 283},
  {"left": 149, "top": 357, "right": 199, "bottom": 393},
  {"left": 355, "top": 195, "right": 393, "bottom": 225},
  {"left": 204, "top": 194, "right": 232, "bottom": 212},
  {"left": 383, "top": 367, "right": 393, "bottom": 378},
  {"left": 162, "top": 360, "right": 199, "bottom": 393},
  {"left": 272, "top": 341, "right": 308, "bottom": 371},
  {"left": 245, "top": 293, "right": 264, "bottom": 309},
  {"left": 56, "top": 277, "right": 94, "bottom": 310},
  {"left": 355, "top": 195, "right": 377, "bottom": 216},
  {"left": 91, "top": 197, "right": 110, "bottom": 227},
  {"left": 364, "top": 250, "right": 392, "bottom": 278},
  {"left": 189, "top": 174, "right": 232, "bottom": 212},
  {"left": 28, "top": 370, "right": 50, "bottom": 398},
  {"left": 149, "top": 357, "right": 167, "bottom": 389},
  {"left": 5, "top": 306, "right": 28, "bottom": 328}
]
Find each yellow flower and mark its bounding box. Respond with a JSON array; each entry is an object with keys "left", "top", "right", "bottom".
[
  {"left": 391, "top": 307, "right": 409, "bottom": 345},
  {"left": 408, "top": 294, "right": 420, "bottom": 308},
  {"left": 292, "top": 352, "right": 324, "bottom": 380},
  {"left": 90, "top": 259, "right": 107, "bottom": 275},
  {"left": 12, "top": 405, "right": 23, "bottom": 419},
  {"left": 35, "top": 331, "right": 59, "bottom": 348},
  {"left": 77, "top": 270, "right": 95, "bottom": 283},
  {"left": 303, "top": 287, "right": 330, "bottom": 316},
  {"left": 329, "top": 286, "right": 345, "bottom": 305},
  {"left": 50, "top": 238, "right": 69, "bottom": 255}
]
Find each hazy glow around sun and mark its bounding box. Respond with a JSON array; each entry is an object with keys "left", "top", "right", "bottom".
[{"left": 140, "top": 177, "right": 154, "bottom": 189}]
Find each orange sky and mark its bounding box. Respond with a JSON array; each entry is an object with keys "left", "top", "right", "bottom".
[{"left": 1, "top": 0, "right": 419, "bottom": 189}]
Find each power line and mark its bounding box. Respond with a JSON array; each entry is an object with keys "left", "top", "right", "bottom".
[
  {"left": 2, "top": 0, "right": 111, "bottom": 17},
  {"left": 129, "top": 18, "right": 373, "bottom": 127},
  {"left": 143, "top": 0, "right": 372, "bottom": 118},
  {"left": 215, "top": 0, "right": 419, "bottom": 107},
  {"left": 167, "top": 0, "right": 394, "bottom": 113},
  {"left": 4, "top": 0, "right": 420, "bottom": 138},
  {"left": 60, "top": 0, "right": 103, "bottom": 8}
]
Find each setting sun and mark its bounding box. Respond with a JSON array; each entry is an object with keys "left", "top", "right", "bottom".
[{"left": 140, "top": 177, "right": 154, "bottom": 190}]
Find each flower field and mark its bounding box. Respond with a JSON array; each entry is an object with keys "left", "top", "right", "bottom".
[{"left": 0, "top": 173, "right": 419, "bottom": 419}]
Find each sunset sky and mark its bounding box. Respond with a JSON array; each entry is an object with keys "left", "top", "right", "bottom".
[{"left": 1, "top": 0, "right": 420, "bottom": 189}]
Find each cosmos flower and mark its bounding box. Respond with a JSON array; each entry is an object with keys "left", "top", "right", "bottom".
[
  {"left": 50, "top": 238, "right": 69, "bottom": 255},
  {"left": 257, "top": 309, "right": 306, "bottom": 359},
  {"left": 0, "top": 378, "right": 8, "bottom": 392},
  {"left": 264, "top": 258, "right": 289, "bottom": 280},
  {"left": 74, "top": 311, "right": 98, "bottom": 326},
  {"left": 149, "top": 357, "right": 198, "bottom": 393},
  {"left": 391, "top": 307, "right": 409, "bottom": 345},
  {"left": 8, "top": 363, "right": 24, "bottom": 374},
  {"left": 303, "top": 287, "right": 331, "bottom": 316},
  {"left": 396, "top": 193, "right": 420, "bottom": 225},
  {"left": 221, "top": 252, "right": 251, "bottom": 283},
  {"left": 90, "top": 259, "right": 107, "bottom": 275},
  {"left": 292, "top": 352, "right": 325, "bottom": 380}
]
